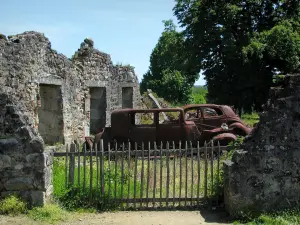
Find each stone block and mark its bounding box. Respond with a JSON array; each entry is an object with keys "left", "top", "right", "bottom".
[
  {"left": 0, "top": 138, "right": 21, "bottom": 154},
  {"left": 26, "top": 153, "right": 45, "bottom": 169},
  {"left": 0, "top": 155, "right": 11, "bottom": 169},
  {"left": 29, "top": 137, "right": 44, "bottom": 153},
  {"left": 30, "top": 191, "right": 45, "bottom": 207},
  {"left": 4, "top": 177, "right": 34, "bottom": 191}
]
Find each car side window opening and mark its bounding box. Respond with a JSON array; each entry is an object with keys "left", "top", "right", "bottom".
[
  {"left": 203, "top": 107, "right": 223, "bottom": 118},
  {"left": 132, "top": 112, "right": 154, "bottom": 125},
  {"left": 185, "top": 109, "right": 201, "bottom": 120},
  {"left": 159, "top": 111, "right": 181, "bottom": 124}
]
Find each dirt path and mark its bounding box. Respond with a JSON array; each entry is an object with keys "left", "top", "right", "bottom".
[{"left": 0, "top": 210, "right": 233, "bottom": 225}]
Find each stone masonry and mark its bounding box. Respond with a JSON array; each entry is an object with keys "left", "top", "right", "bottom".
[
  {"left": 224, "top": 74, "right": 300, "bottom": 217},
  {"left": 0, "top": 32, "right": 141, "bottom": 145},
  {"left": 0, "top": 93, "right": 53, "bottom": 206}
]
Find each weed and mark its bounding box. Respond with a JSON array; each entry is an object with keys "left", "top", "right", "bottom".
[
  {"left": 234, "top": 208, "right": 300, "bottom": 225},
  {"left": 28, "top": 204, "right": 68, "bottom": 224},
  {"left": 0, "top": 195, "right": 27, "bottom": 216}
]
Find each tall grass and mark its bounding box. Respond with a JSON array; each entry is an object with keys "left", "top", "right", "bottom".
[
  {"left": 53, "top": 157, "right": 142, "bottom": 210},
  {"left": 53, "top": 152, "right": 223, "bottom": 210}
]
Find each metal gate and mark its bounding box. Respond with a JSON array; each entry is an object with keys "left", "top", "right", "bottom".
[{"left": 53, "top": 140, "right": 225, "bottom": 210}]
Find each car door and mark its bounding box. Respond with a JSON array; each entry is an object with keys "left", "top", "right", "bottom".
[
  {"left": 201, "top": 106, "right": 226, "bottom": 129},
  {"left": 156, "top": 111, "right": 183, "bottom": 146},
  {"left": 185, "top": 108, "right": 203, "bottom": 131},
  {"left": 128, "top": 112, "right": 157, "bottom": 145}
]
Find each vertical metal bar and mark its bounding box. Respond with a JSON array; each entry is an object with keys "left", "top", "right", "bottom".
[
  {"left": 69, "top": 144, "right": 75, "bottom": 187},
  {"left": 211, "top": 141, "right": 214, "bottom": 198},
  {"left": 190, "top": 142, "right": 194, "bottom": 206},
  {"left": 146, "top": 142, "right": 150, "bottom": 208},
  {"left": 204, "top": 142, "right": 208, "bottom": 198},
  {"left": 100, "top": 140, "right": 105, "bottom": 199},
  {"left": 153, "top": 141, "right": 157, "bottom": 207},
  {"left": 114, "top": 142, "right": 118, "bottom": 207},
  {"left": 185, "top": 141, "right": 188, "bottom": 207},
  {"left": 159, "top": 142, "right": 163, "bottom": 207},
  {"left": 121, "top": 142, "right": 125, "bottom": 207},
  {"left": 179, "top": 141, "right": 182, "bottom": 206},
  {"left": 166, "top": 141, "right": 170, "bottom": 207},
  {"left": 197, "top": 141, "right": 201, "bottom": 206},
  {"left": 172, "top": 141, "right": 176, "bottom": 207},
  {"left": 96, "top": 142, "right": 99, "bottom": 198},
  {"left": 127, "top": 141, "right": 131, "bottom": 208},
  {"left": 77, "top": 143, "right": 80, "bottom": 190},
  {"left": 89, "top": 142, "right": 93, "bottom": 202},
  {"left": 140, "top": 142, "right": 145, "bottom": 208},
  {"left": 83, "top": 144, "right": 86, "bottom": 192},
  {"left": 108, "top": 142, "right": 111, "bottom": 204},
  {"left": 65, "top": 144, "right": 69, "bottom": 188},
  {"left": 134, "top": 142, "right": 138, "bottom": 209},
  {"left": 217, "top": 141, "right": 221, "bottom": 203}
]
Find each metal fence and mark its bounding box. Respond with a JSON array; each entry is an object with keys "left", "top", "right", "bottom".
[{"left": 53, "top": 140, "right": 226, "bottom": 209}]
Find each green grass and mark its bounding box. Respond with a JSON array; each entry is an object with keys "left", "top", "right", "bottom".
[
  {"left": 0, "top": 195, "right": 69, "bottom": 224},
  {"left": 28, "top": 204, "right": 68, "bottom": 224},
  {"left": 53, "top": 152, "right": 224, "bottom": 210},
  {"left": 234, "top": 209, "right": 300, "bottom": 225},
  {"left": 53, "top": 157, "right": 142, "bottom": 210},
  {"left": 241, "top": 112, "right": 259, "bottom": 127}
]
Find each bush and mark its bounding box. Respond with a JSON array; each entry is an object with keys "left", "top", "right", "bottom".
[
  {"left": 28, "top": 204, "right": 68, "bottom": 224},
  {"left": 0, "top": 195, "right": 27, "bottom": 216}
]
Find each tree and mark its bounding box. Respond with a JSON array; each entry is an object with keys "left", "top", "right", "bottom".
[
  {"left": 140, "top": 20, "right": 199, "bottom": 103},
  {"left": 174, "top": 0, "right": 300, "bottom": 113}
]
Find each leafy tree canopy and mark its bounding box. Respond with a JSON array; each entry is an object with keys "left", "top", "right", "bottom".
[
  {"left": 174, "top": 0, "right": 300, "bottom": 113},
  {"left": 140, "top": 20, "right": 199, "bottom": 103}
]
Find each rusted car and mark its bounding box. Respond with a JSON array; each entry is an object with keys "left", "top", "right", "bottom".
[
  {"left": 85, "top": 107, "right": 238, "bottom": 150},
  {"left": 183, "top": 104, "right": 251, "bottom": 137}
]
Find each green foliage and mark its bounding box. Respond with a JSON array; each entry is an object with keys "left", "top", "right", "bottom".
[
  {"left": 273, "top": 74, "right": 286, "bottom": 85},
  {"left": 0, "top": 195, "right": 27, "bottom": 216},
  {"left": 174, "top": 0, "right": 300, "bottom": 113},
  {"left": 52, "top": 158, "right": 141, "bottom": 211},
  {"left": 228, "top": 136, "right": 245, "bottom": 152},
  {"left": 234, "top": 208, "right": 300, "bottom": 225},
  {"left": 191, "top": 86, "right": 207, "bottom": 104},
  {"left": 140, "top": 20, "right": 199, "bottom": 104},
  {"left": 28, "top": 204, "right": 68, "bottom": 224},
  {"left": 241, "top": 113, "right": 260, "bottom": 127}
]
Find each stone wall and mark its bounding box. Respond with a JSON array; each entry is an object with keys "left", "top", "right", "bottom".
[
  {"left": 224, "top": 74, "right": 300, "bottom": 217},
  {"left": 0, "top": 32, "right": 141, "bottom": 145},
  {"left": 72, "top": 39, "right": 141, "bottom": 130},
  {"left": 0, "top": 93, "right": 53, "bottom": 206}
]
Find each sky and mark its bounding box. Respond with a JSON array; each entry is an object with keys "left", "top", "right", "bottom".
[{"left": 0, "top": 0, "right": 205, "bottom": 85}]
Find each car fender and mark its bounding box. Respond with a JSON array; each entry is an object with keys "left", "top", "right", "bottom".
[
  {"left": 229, "top": 122, "right": 252, "bottom": 135},
  {"left": 211, "top": 133, "right": 237, "bottom": 143}
]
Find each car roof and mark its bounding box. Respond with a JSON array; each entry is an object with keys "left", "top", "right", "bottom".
[
  {"left": 112, "top": 108, "right": 184, "bottom": 114},
  {"left": 182, "top": 104, "right": 223, "bottom": 110}
]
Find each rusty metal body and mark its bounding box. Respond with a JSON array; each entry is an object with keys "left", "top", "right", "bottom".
[
  {"left": 182, "top": 104, "right": 251, "bottom": 137},
  {"left": 86, "top": 107, "right": 243, "bottom": 150}
]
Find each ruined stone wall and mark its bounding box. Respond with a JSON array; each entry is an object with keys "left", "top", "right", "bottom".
[
  {"left": 72, "top": 39, "right": 141, "bottom": 130},
  {"left": 224, "top": 74, "right": 300, "bottom": 216},
  {"left": 0, "top": 32, "right": 141, "bottom": 143},
  {"left": 0, "top": 32, "right": 84, "bottom": 145},
  {"left": 0, "top": 93, "right": 53, "bottom": 206}
]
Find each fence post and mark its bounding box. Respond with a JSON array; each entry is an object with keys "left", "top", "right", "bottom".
[
  {"left": 69, "top": 143, "right": 76, "bottom": 187},
  {"left": 204, "top": 141, "right": 208, "bottom": 199},
  {"left": 100, "top": 139, "right": 105, "bottom": 197}
]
